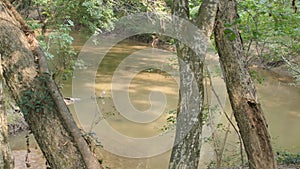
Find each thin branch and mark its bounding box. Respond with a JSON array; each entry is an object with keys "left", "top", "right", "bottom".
[
  {"left": 204, "top": 73, "right": 221, "bottom": 165},
  {"left": 205, "top": 65, "right": 245, "bottom": 167},
  {"left": 281, "top": 55, "right": 300, "bottom": 75}
]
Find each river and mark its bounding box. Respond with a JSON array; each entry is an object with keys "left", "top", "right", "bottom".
[{"left": 9, "top": 35, "right": 300, "bottom": 168}]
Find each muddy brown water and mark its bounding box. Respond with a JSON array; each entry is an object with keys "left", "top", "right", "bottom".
[{"left": 9, "top": 37, "right": 300, "bottom": 168}]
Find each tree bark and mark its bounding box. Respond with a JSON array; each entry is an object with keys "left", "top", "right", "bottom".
[
  {"left": 169, "top": 0, "right": 218, "bottom": 168},
  {"left": 0, "top": 1, "right": 101, "bottom": 168},
  {"left": 214, "top": 0, "right": 276, "bottom": 169},
  {"left": 0, "top": 63, "right": 14, "bottom": 169}
]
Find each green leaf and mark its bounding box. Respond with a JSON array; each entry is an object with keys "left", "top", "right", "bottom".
[
  {"left": 229, "top": 33, "right": 237, "bottom": 41},
  {"left": 224, "top": 28, "right": 234, "bottom": 35},
  {"left": 224, "top": 23, "right": 232, "bottom": 27}
]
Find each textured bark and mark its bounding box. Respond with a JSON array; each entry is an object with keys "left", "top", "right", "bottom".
[
  {"left": 0, "top": 1, "right": 101, "bottom": 168},
  {"left": 0, "top": 72, "right": 14, "bottom": 169},
  {"left": 214, "top": 1, "right": 276, "bottom": 169},
  {"left": 169, "top": 0, "right": 218, "bottom": 168}
]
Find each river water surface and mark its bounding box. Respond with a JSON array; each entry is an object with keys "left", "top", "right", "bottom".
[{"left": 9, "top": 35, "right": 300, "bottom": 169}]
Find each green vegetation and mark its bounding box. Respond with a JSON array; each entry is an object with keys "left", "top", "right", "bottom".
[
  {"left": 22, "top": 0, "right": 299, "bottom": 85},
  {"left": 276, "top": 151, "right": 300, "bottom": 165},
  {"left": 238, "top": 0, "right": 300, "bottom": 82},
  {"left": 19, "top": 75, "right": 54, "bottom": 115}
]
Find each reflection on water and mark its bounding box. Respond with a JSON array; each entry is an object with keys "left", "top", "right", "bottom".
[{"left": 9, "top": 36, "right": 300, "bottom": 168}]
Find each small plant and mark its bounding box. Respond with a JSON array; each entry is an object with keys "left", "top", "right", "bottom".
[
  {"left": 19, "top": 74, "right": 54, "bottom": 115},
  {"left": 250, "top": 70, "right": 264, "bottom": 84},
  {"left": 161, "top": 109, "right": 176, "bottom": 132},
  {"left": 276, "top": 151, "right": 300, "bottom": 165}
]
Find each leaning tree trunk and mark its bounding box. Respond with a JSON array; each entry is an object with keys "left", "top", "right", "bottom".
[
  {"left": 214, "top": 0, "right": 276, "bottom": 169},
  {"left": 169, "top": 0, "right": 218, "bottom": 168},
  {"left": 0, "top": 64, "right": 14, "bottom": 169},
  {"left": 0, "top": 1, "right": 101, "bottom": 168}
]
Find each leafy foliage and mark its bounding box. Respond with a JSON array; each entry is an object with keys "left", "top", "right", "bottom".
[
  {"left": 238, "top": 0, "right": 300, "bottom": 81},
  {"left": 33, "top": 0, "right": 115, "bottom": 33},
  {"left": 20, "top": 75, "right": 54, "bottom": 115},
  {"left": 276, "top": 151, "right": 300, "bottom": 165},
  {"left": 112, "top": 0, "right": 169, "bottom": 17},
  {"left": 29, "top": 19, "right": 77, "bottom": 84},
  {"left": 189, "top": 0, "right": 202, "bottom": 20},
  {"left": 24, "top": 0, "right": 117, "bottom": 83},
  {"left": 47, "top": 22, "right": 77, "bottom": 82}
]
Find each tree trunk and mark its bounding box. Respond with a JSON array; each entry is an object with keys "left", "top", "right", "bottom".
[
  {"left": 169, "top": 0, "right": 218, "bottom": 168},
  {"left": 0, "top": 1, "right": 101, "bottom": 168},
  {"left": 214, "top": 0, "right": 276, "bottom": 169},
  {"left": 0, "top": 64, "right": 14, "bottom": 169}
]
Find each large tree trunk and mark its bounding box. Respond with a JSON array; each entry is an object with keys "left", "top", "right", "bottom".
[
  {"left": 0, "top": 1, "right": 101, "bottom": 168},
  {"left": 214, "top": 0, "right": 276, "bottom": 168},
  {"left": 169, "top": 0, "right": 218, "bottom": 168},
  {"left": 0, "top": 68, "right": 14, "bottom": 169}
]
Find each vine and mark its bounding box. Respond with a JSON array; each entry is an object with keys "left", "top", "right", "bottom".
[{"left": 20, "top": 74, "right": 54, "bottom": 116}]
